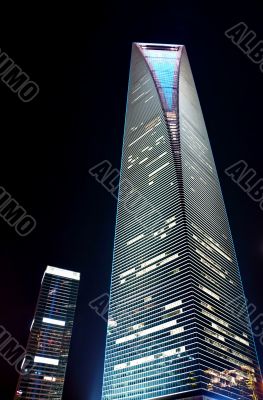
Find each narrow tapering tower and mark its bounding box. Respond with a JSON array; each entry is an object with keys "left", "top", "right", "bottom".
[
  {"left": 14, "top": 266, "right": 80, "bottom": 399},
  {"left": 101, "top": 43, "right": 262, "bottom": 400}
]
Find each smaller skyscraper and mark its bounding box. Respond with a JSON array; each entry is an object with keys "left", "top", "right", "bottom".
[{"left": 14, "top": 265, "right": 80, "bottom": 399}]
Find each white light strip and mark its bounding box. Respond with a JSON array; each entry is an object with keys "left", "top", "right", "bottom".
[
  {"left": 149, "top": 162, "right": 169, "bottom": 177},
  {"left": 42, "top": 317, "right": 65, "bottom": 326},
  {"left": 137, "top": 253, "right": 179, "bottom": 277},
  {"left": 114, "top": 346, "right": 185, "bottom": 370},
  {"left": 116, "top": 319, "right": 177, "bottom": 344},
  {"left": 30, "top": 319, "right": 34, "bottom": 331},
  {"left": 126, "top": 234, "right": 144, "bottom": 246},
  {"left": 139, "top": 157, "right": 149, "bottom": 165},
  {"left": 21, "top": 358, "right": 26, "bottom": 370},
  {"left": 141, "top": 253, "right": 166, "bottom": 268},
  {"left": 199, "top": 285, "right": 220, "bottom": 300},
  {"left": 146, "top": 152, "right": 167, "bottom": 167},
  {"left": 34, "top": 356, "right": 59, "bottom": 366},
  {"left": 165, "top": 299, "right": 182, "bottom": 311},
  {"left": 129, "top": 130, "right": 149, "bottom": 147},
  {"left": 136, "top": 42, "right": 183, "bottom": 48},
  {"left": 203, "top": 239, "right": 232, "bottom": 262},
  {"left": 120, "top": 267, "right": 135, "bottom": 279},
  {"left": 43, "top": 376, "right": 56, "bottom": 382},
  {"left": 211, "top": 323, "right": 249, "bottom": 346},
  {"left": 45, "top": 266, "right": 80, "bottom": 281},
  {"left": 171, "top": 326, "right": 184, "bottom": 335}
]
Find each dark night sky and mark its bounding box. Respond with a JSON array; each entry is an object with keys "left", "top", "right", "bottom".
[{"left": 0, "top": 1, "right": 263, "bottom": 399}]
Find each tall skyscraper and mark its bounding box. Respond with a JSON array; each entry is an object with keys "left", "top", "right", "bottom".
[
  {"left": 101, "top": 43, "right": 263, "bottom": 400},
  {"left": 14, "top": 265, "right": 80, "bottom": 399}
]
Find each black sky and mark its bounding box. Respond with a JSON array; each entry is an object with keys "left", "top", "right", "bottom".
[{"left": 0, "top": 1, "right": 263, "bottom": 399}]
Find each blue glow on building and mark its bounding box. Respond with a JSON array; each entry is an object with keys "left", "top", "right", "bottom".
[{"left": 141, "top": 48, "right": 180, "bottom": 111}]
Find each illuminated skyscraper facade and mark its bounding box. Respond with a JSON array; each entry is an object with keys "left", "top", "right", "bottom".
[
  {"left": 14, "top": 266, "right": 80, "bottom": 399},
  {"left": 101, "top": 43, "right": 263, "bottom": 400}
]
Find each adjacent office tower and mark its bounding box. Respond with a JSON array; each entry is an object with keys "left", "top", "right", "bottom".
[
  {"left": 14, "top": 266, "right": 80, "bottom": 399},
  {"left": 101, "top": 43, "right": 263, "bottom": 400}
]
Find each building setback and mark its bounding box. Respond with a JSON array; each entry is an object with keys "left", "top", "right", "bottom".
[
  {"left": 101, "top": 43, "right": 263, "bottom": 400},
  {"left": 14, "top": 265, "right": 80, "bottom": 399}
]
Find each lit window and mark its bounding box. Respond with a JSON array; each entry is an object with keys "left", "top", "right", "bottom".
[
  {"left": 166, "top": 216, "right": 176, "bottom": 223},
  {"left": 114, "top": 346, "right": 185, "bottom": 370},
  {"left": 116, "top": 319, "right": 178, "bottom": 344},
  {"left": 34, "top": 356, "right": 59, "bottom": 366},
  {"left": 211, "top": 323, "right": 249, "bottom": 346},
  {"left": 164, "top": 300, "right": 182, "bottom": 310},
  {"left": 201, "top": 309, "right": 229, "bottom": 327},
  {"left": 139, "top": 157, "right": 148, "bottom": 165},
  {"left": 153, "top": 228, "right": 165, "bottom": 237},
  {"left": 120, "top": 267, "right": 136, "bottom": 279},
  {"left": 43, "top": 376, "right": 56, "bottom": 382},
  {"left": 199, "top": 285, "right": 220, "bottom": 300},
  {"left": 163, "top": 309, "right": 182, "bottom": 319},
  {"left": 42, "top": 318, "right": 65, "bottom": 327},
  {"left": 132, "top": 323, "right": 145, "bottom": 330},
  {"left": 141, "top": 253, "right": 166, "bottom": 268},
  {"left": 144, "top": 296, "right": 152, "bottom": 303},
  {"left": 137, "top": 253, "right": 178, "bottom": 277},
  {"left": 145, "top": 95, "right": 154, "bottom": 103},
  {"left": 204, "top": 327, "right": 225, "bottom": 342},
  {"left": 170, "top": 326, "right": 184, "bottom": 335},
  {"left": 149, "top": 162, "right": 169, "bottom": 178},
  {"left": 146, "top": 152, "right": 167, "bottom": 167},
  {"left": 127, "top": 234, "right": 144, "bottom": 246}
]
